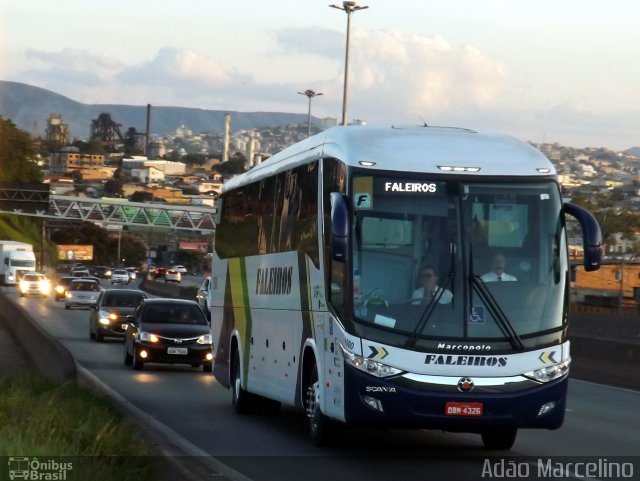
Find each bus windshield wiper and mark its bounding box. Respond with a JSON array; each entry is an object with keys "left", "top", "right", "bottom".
[
  {"left": 469, "top": 275, "right": 524, "bottom": 351},
  {"left": 405, "top": 243, "right": 455, "bottom": 348}
]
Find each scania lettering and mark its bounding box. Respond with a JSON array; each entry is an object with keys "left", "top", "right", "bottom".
[{"left": 210, "top": 125, "right": 602, "bottom": 449}]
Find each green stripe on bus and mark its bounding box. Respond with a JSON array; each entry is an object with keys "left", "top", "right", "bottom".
[{"left": 229, "top": 257, "right": 252, "bottom": 387}]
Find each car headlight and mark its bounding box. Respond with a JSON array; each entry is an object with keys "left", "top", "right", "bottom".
[
  {"left": 139, "top": 332, "right": 160, "bottom": 343},
  {"left": 19, "top": 281, "right": 28, "bottom": 292},
  {"left": 65, "top": 292, "right": 72, "bottom": 299},
  {"left": 197, "top": 334, "right": 213, "bottom": 345},
  {"left": 524, "top": 359, "right": 570, "bottom": 383},
  {"left": 39, "top": 281, "right": 50, "bottom": 293},
  {"left": 98, "top": 310, "right": 118, "bottom": 325},
  {"left": 55, "top": 285, "right": 65, "bottom": 294},
  {"left": 340, "top": 343, "right": 403, "bottom": 378}
]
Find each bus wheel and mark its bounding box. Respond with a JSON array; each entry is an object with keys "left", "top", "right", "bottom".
[
  {"left": 232, "top": 350, "right": 252, "bottom": 414},
  {"left": 481, "top": 428, "right": 517, "bottom": 450},
  {"left": 305, "top": 363, "right": 331, "bottom": 445}
]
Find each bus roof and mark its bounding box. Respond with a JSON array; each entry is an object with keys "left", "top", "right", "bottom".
[{"left": 223, "top": 125, "right": 555, "bottom": 192}]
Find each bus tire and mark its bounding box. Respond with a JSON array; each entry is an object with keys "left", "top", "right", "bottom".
[
  {"left": 232, "top": 349, "right": 252, "bottom": 414},
  {"left": 481, "top": 427, "right": 517, "bottom": 450},
  {"left": 305, "top": 362, "right": 331, "bottom": 446}
]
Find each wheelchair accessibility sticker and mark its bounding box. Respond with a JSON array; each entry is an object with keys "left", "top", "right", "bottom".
[{"left": 469, "top": 306, "right": 485, "bottom": 324}]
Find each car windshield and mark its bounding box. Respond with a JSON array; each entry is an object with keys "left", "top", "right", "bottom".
[
  {"left": 24, "top": 275, "right": 45, "bottom": 281},
  {"left": 102, "top": 292, "right": 145, "bottom": 307},
  {"left": 142, "top": 304, "right": 206, "bottom": 325},
  {"left": 71, "top": 282, "right": 100, "bottom": 292}
]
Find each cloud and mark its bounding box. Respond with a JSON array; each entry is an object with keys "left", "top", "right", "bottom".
[
  {"left": 274, "top": 27, "right": 344, "bottom": 59},
  {"left": 9, "top": 32, "right": 635, "bottom": 149},
  {"left": 19, "top": 48, "right": 122, "bottom": 89},
  {"left": 117, "top": 47, "right": 231, "bottom": 88},
  {"left": 343, "top": 30, "right": 508, "bottom": 121}
]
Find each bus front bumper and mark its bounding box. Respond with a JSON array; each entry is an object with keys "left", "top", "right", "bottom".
[{"left": 343, "top": 365, "right": 568, "bottom": 432}]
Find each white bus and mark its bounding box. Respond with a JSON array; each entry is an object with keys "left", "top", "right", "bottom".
[{"left": 210, "top": 125, "right": 602, "bottom": 449}]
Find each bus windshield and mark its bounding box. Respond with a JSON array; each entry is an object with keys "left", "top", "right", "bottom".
[{"left": 350, "top": 176, "right": 566, "bottom": 346}]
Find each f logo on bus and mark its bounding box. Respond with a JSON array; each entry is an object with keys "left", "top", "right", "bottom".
[{"left": 355, "top": 193, "right": 371, "bottom": 209}]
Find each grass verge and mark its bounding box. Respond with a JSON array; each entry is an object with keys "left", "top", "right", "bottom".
[{"left": 0, "top": 371, "right": 158, "bottom": 480}]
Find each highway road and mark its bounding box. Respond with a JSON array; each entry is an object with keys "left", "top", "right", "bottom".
[{"left": 4, "top": 280, "right": 640, "bottom": 481}]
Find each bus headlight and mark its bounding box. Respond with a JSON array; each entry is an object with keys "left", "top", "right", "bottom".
[
  {"left": 524, "top": 359, "right": 570, "bottom": 383},
  {"left": 340, "top": 343, "right": 403, "bottom": 378}
]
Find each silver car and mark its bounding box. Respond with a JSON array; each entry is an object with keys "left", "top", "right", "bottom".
[
  {"left": 111, "top": 269, "right": 130, "bottom": 285},
  {"left": 65, "top": 279, "right": 103, "bottom": 309}
]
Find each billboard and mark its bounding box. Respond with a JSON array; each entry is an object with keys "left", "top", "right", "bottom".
[
  {"left": 57, "top": 245, "right": 94, "bottom": 261},
  {"left": 178, "top": 241, "right": 209, "bottom": 253}
]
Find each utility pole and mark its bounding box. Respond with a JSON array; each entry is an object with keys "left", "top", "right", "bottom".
[{"left": 330, "top": 1, "right": 368, "bottom": 126}]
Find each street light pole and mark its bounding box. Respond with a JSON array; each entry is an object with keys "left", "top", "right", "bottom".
[
  {"left": 330, "top": 1, "right": 368, "bottom": 126},
  {"left": 298, "top": 89, "right": 323, "bottom": 137}
]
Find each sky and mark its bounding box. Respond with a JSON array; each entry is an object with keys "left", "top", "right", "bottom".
[{"left": 2, "top": 0, "right": 639, "bottom": 150}]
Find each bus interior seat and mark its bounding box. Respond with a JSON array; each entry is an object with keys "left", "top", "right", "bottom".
[{"left": 359, "top": 252, "right": 413, "bottom": 304}]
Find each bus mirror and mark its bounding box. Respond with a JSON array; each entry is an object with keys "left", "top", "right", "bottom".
[
  {"left": 564, "top": 202, "right": 603, "bottom": 272},
  {"left": 330, "top": 192, "right": 349, "bottom": 262}
]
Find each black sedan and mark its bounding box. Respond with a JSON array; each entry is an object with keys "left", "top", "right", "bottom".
[
  {"left": 123, "top": 298, "right": 213, "bottom": 372},
  {"left": 89, "top": 289, "right": 148, "bottom": 342},
  {"left": 53, "top": 276, "right": 76, "bottom": 301}
]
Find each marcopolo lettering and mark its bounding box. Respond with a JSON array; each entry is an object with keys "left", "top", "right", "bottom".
[
  {"left": 424, "top": 354, "right": 507, "bottom": 367},
  {"left": 437, "top": 342, "right": 491, "bottom": 351},
  {"left": 256, "top": 266, "right": 293, "bottom": 295},
  {"left": 384, "top": 182, "right": 437, "bottom": 193}
]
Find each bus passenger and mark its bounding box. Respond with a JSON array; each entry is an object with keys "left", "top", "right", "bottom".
[{"left": 412, "top": 265, "right": 453, "bottom": 305}]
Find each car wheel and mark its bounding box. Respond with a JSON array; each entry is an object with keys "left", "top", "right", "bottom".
[
  {"left": 305, "top": 362, "right": 332, "bottom": 446},
  {"left": 203, "top": 363, "right": 213, "bottom": 373},
  {"left": 95, "top": 330, "right": 104, "bottom": 342},
  {"left": 65, "top": 305, "right": 70, "bottom": 309},
  {"left": 124, "top": 343, "right": 133, "bottom": 366},
  {"left": 89, "top": 323, "right": 96, "bottom": 340},
  {"left": 481, "top": 428, "right": 517, "bottom": 450},
  {"left": 132, "top": 346, "right": 144, "bottom": 371}
]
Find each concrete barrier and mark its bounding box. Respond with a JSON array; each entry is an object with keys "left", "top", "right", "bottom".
[
  {"left": 0, "top": 290, "right": 76, "bottom": 382},
  {"left": 569, "top": 311, "right": 640, "bottom": 390}
]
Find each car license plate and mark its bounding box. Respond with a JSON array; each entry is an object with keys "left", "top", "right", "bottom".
[
  {"left": 167, "top": 347, "right": 188, "bottom": 355},
  {"left": 445, "top": 402, "right": 483, "bottom": 416}
]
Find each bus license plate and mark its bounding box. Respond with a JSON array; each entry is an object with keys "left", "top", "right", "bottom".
[
  {"left": 167, "top": 347, "right": 188, "bottom": 355},
  {"left": 445, "top": 402, "right": 483, "bottom": 416}
]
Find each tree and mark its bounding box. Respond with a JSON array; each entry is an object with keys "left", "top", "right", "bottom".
[
  {"left": 0, "top": 117, "right": 43, "bottom": 183},
  {"left": 129, "top": 191, "right": 153, "bottom": 203},
  {"left": 212, "top": 152, "right": 247, "bottom": 177},
  {"left": 103, "top": 179, "right": 123, "bottom": 197},
  {"left": 182, "top": 153, "right": 207, "bottom": 165},
  {"left": 71, "top": 139, "right": 107, "bottom": 155}
]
